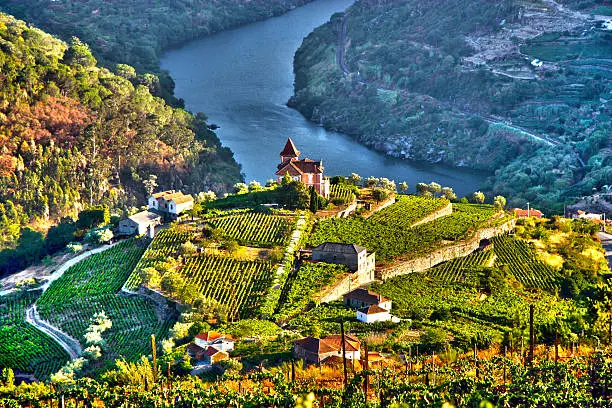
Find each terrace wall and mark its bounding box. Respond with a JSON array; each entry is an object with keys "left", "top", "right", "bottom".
[
  {"left": 377, "top": 218, "right": 516, "bottom": 281},
  {"left": 410, "top": 202, "right": 453, "bottom": 227},
  {"left": 316, "top": 268, "right": 375, "bottom": 303}
]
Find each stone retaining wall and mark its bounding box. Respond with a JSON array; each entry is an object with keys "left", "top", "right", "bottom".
[
  {"left": 411, "top": 202, "right": 453, "bottom": 227},
  {"left": 377, "top": 219, "right": 516, "bottom": 281},
  {"left": 316, "top": 269, "right": 375, "bottom": 303}
]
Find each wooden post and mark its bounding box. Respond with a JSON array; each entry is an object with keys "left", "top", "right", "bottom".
[
  {"left": 151, "top": 334, "right": 158, "bottom": 380},
  {"left": 364, "top": 341, "right": 369, "bottom": 404},
  {"left": 529, "top": 304, "right": 535, "bottom": 365},
  {"left": 608, "top": 311, "right": 612, "bottom": 345},
  {"left": 555, "top": 327, "right": 559, "bottom": 364},
  {"left": 340, "top": 320, "right": 348, "bottom": 389},
  {"left": 474, "top": 343, "right": 479, "bottom": 378},
  {"left": 503, "top": 345, "right": 507, "bottom": 384}
]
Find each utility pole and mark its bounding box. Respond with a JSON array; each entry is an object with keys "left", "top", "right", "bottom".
[
  {"left": 529, "top": 304, "right": 535, "bottom": 365},
  {"left": 363, "top": 341, "right": 369, "bottom": 405},
  {"left": 527, "top": 202, "right": 530, "bottom": 218}
]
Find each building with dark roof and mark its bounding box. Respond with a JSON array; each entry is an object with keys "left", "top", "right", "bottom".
[
  {"left": 312, "top": 242, "right": 375, "bottom": 278},
  {"left": 118, "top": 210, "right": 161, "bottom": 236},
  {"left": 343, "top": 288, "right": 392, "bottom": 311},
  {"left": 275, "top": 138, "right": 330, "bottom": 198}
]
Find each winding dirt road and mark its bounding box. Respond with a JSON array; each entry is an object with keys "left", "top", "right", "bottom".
[{"left": 25, "top": 304, "right": 82, "bottom": 360}]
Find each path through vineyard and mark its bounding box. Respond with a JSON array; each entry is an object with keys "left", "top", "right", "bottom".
[
  {"left": 20, "top": 242, "right": 122, "bottom": 361},
  {"left": 25, "top": 304, "right": 82, "bottom": 360}
]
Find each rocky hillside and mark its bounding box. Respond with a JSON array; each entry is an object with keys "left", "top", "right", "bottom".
[
  {"left": 291, "top": 0, "right": 611, "bottom": 211},
  {"left": 0, "top": 13, "right": 242, "bottom": 251}
]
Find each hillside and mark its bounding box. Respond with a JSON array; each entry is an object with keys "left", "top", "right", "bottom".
[
  {"left": 0, "top": 184, "right": 610, "bottom": 404},
  {"left": 0, "top": 14, "right": 242, "bottom": 261},
  {"left": 291, "top": 0, "right": 611, "bottom": 212},
  {"left": 0, "top": 0, "right": 313, "bottom": 75}
]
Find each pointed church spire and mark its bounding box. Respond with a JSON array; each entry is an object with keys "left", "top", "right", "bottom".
[{"left": 280, "top": 138, "right": 300, "bottom": 159}]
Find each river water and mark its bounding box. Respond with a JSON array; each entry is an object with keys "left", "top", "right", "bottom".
[{"left": 161, "top": 0, "right": 487, "bottom": 196}]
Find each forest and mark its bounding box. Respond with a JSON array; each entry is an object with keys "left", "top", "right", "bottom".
[
  {"left": 291, "top": 0, "right": 611, "bottom": 213},
  {"left": 0, "top": 14, "right": 243, "bottom": 268}
]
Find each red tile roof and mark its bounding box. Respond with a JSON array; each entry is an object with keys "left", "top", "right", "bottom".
[
  {"left": 512, "top": 208, "right": 544, "bottom": 218},
  {"left": 276, "top": 159, "right": 324, "bottom": 176},
  {"left": 280, "top": 138, "right": 300, "bottom": 157},
  {"left": 205, "top": 346, "right": 227, "bottom": 357},
  {"left": 196, "top": 331, "right": 225, "bottom": 342}
]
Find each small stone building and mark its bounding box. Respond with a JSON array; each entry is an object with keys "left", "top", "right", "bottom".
[
  {"left": 312, "top": 242, "right": 375, "bottom": 279},
  {"left": 118, "top": 211, "right": 161, "bottom": 236},
  {"left": 343, "top": 288, "right": 392, "bottom": 311}
]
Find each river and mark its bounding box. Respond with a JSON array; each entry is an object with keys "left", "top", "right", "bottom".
[{"left": 161, "top": 0, "right": 487, "bottom": 196}]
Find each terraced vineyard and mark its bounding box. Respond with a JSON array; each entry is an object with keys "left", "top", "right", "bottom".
[
  {"left": 493, "top": 236, "right": 559, "bottom": 291},
  {"left": 330, "top": 184, "right": 356, "bottom": 203},
  {"left": 125, "top": 229, "right": 190, "bottom": 290},
  {"left": 37, "top": 240, "right": 175, "bottom": 367},
  {"left": 426, "top": 250, "right": 495, "bottom": 283},
  {"left": 0, "top": 292, "right": 69, "bottom": 380},
  {"left": 368, "top": 195, "right": 449, "bottom": 227},
  {"left": 207, "top": 212, "right": 295, "bottom": 247},
  {"left": 181, "top": 256, "right": 274, "bottom": 319},
  {"left": 125, "top": 228, "right": 275, "bottom": 318},
  {"left": 310, "top": 199, "right": 508, "bottom": 263}
]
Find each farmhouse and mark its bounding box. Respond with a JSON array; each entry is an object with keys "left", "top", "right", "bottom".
[
  {"left": 118, "top": 211, "right": 161, "bottom": 236},
  {"left": 512, "top": 208, "right": 544, "bottom": 219},
  {"left": 275, "top": 138, "right": 330, "bottom": 198},
  {"left": 293, "top": 334, "right": 361, "bottom": 365},
  {"left": 343, "top": 288, "right": 392, "bottom": 311},
  {"left": 194, "top": 332, "right": 235, "bottom": 352},
  {"left": 312, "top": 242, "right": 375, "bottom": 279},
  {"left": 148, "top": 190, "right": 194, "bottom": 219},
  {"left": 356, "top": 304, "right": 393, "bottom": 324},
  {"left": 186, "top": 344, "right": 230, "bottom": 365}
]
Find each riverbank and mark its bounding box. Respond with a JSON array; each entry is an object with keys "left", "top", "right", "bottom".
[{"left": 161, "top": 0, "right": 486, "bottom": 196}]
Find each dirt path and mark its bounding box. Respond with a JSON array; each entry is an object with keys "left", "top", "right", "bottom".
[
  {"left": 597, "top": 232, "right": 612, "bottom": 271},
  {"left": 25, "top": 304, "right": 82, "bottom": 360}
]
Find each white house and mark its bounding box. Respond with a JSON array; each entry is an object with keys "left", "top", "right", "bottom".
[
  {"left": 118, "top": 211, "right": 161, "bottom": 236},
  {"left": 194, "top": 332, "right": 235, "bottom": 353},
  {"left": 148, "top": 190, "right": 194, "bottom": 219},
  {"left": 356, "top": 304, "right": 392, "bottom": 323}
]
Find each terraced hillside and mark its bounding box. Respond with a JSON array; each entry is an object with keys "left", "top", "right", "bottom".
[
  {"left": 292, "top": 0, "right": 611, "bottom": 212},
  {"left": 0, "top": 292, "right": 69, "bottom": 380},
  {"left": 36, "top": 240, "right": 175, "bottom": 371}
]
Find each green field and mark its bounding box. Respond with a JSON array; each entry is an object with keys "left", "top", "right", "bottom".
[
  {"left": 36, "top": 240, "right": 175, "bottom": 368},
  {"left": 206, "top": 212, "right": 295, "bottom": 247},
  {"left": 125, "top": 228, "right": 275, "bottom": 319},
  {"left": 0, "top": 292, "right": 70, "bottom": 380},
  {"left": 309, "top": 197, "right": 508, "bottom": 263}
]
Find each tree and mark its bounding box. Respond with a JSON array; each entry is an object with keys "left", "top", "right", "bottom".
[
  {"left": 77, "top": 205, "right": 110, "bottom": 229},
  {"left": 399, "top": 182, "right": 409, "bottom": 193},
  {"left": 248, "top": 181, "right": 263, "bottom": 192},
  {"left": 365, "top": 176, "right": 379, "bottom": 188},
  {"left": 380, "top": 178, "right": 396, "bottom": 191},
  {"left": 63, "top": 37, "right": 97, "bottom": 68},
  {"left": 428, "top": 182, "right": 442, "bottom": 196},
  {"left": 222, "top": 239, "right": 239, "bottom": 254},
  {"left": 441, "top": 187, "right": 457, "bottom": 201},
  {"left": 233, "top": 183, "right": 248, "bottom": 194},
  {"left": 277, "top": 180, "right": 310, "bottom": 210},
  {"left": 161, "top": 272, "right": 182, "bottom": 295},
  {"left": 348, "top": 173, "right": 362, "bottom": 186},
  {"left": 140, "top": 267, "right": 161, "bottom": 287},
  {"left": 416, "top": 183, "right": 431, "bottom": 196},
  {"left": 493, "top": 195, "right": 507, "bottom": 210},
  {"left": 143, "top": 174, "right": 158, "bottom": 196},
  {"left": 180, "top": 240, "right": 197, "bottom": 256},
  {"left": 372, "top": 188, "right": 389, "bottom": 203},
  {"left": 471, "top": 191, "right": 486, "bottom": 204}
]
